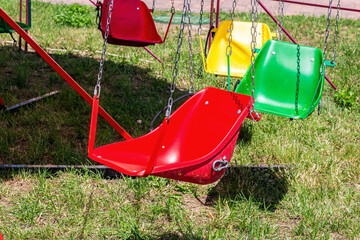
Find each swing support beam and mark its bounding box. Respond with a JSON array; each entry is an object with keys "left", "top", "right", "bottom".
[
  {"left": 0, "top": 6, "right": 132, "bottom": 140},
  {"left": 272, "top": 0, "right": 360, "bottom": 13},
  {"left": 256, "top": 0, "right": 338, "bottom": 90}
]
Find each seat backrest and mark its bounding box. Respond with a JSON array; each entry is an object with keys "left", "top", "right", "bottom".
[
  {"left": 101, "top": 0, "right": 161, "bottom": 43},
  {"left": 235, "top": 40, "right": 324, "bottom": 119},
  {"left": 0, "top": 17, "right": 10, "bottom": 33},
  {"left": 207, "top": 21, "right": 272, "bottom": 77},
  {"left": 155, "top": 88, "right": 251, "bottom": 166}
]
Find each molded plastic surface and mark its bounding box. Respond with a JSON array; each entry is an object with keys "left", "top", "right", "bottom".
[
  {"left": 101, "top": 0, "right": 162, "bottom": 47},
  {"left": 89, "top": 87, "right": 252, "bottom": 184},
  {"left": 235, "top": 40, "right": 324, "bottom": 119},
  {"left": 0, "top": 17, "right": 30, "bottom": 33},
  {"left": 203, "top": 21, "right": 273, "bottom": 78}
]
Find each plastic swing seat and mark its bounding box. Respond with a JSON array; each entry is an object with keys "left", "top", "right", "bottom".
[
  {"left": 0, "top": 17, "right": 30, "bottom": 33},
  {"left": 235, "top": 40, "right": 325, "bottom": 119},
  {"left": 200, "top": 21, "right": 276, "bottom": 78},
  {"left": 89, "top": 87, "right": 258, "bottom": 184},
  {"left": 100, "top": 0, "right": 173, "bottom": 47}
]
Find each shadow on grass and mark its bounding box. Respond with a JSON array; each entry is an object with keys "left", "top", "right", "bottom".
[
  {"left": 0, "top": 47, "right": 189, "bottom": 165},
  {"left": 236, "top": 122, "right": 254, "bottom": 145},
  {"left": 205, "top": 165, "right": 290, "bottom": 211}
]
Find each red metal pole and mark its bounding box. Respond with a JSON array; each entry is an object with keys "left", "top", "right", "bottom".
[
  {"left": 272, "top": 0, "right": 360, "bottom": 13},
  {"left": 257, "top": 0, "right": 338, "bottom": 90},
  {"left": 143, "top": 47, "right": 163, "bottom": 63},
  {"left": 19, "top": 0, "right": 22, "bottom": 22},
  {"left": 0, "top": 7, "right": 133, "bottom": 140}
]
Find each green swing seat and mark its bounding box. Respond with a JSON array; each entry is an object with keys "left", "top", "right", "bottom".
[
  {"left": 0, "top": 17, "right": 30, "bottom": 33},
  {"left": 235, "top": 40, "right": 325, "bottom": 119}
]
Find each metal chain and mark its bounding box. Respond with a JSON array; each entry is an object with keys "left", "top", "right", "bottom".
[
  {"left": 225, "top": 0, "right": 236, "bottom": 91},
  {"left": 94, "top": 0, "right": 114, "bottom": 98},
  {"left": 295, "top": 44, "right": 300, "bottom": 115},
  {"left": 255, "top": 0, "right": 259, "bottom": 23},
  {"left": 152, "top": 0, "right": 156, "bottom": 12},
  {"left": 226, "top": 0, "right": 236, "bottom": 58},
  {"left": 277, "top": 0, "right": 284, "bottom": 41},
  {"left": 198, "top": 0, "right": 204, "bottom": 35},
  {"left": 186, "top": 0, "right": 195, "bottom": 94},
  {"left": 171, "top": 0, "right": 175, "bottom": 13},
  {"left": 166, "top": 0, "right": 187, "bottom": 118},
  {"left": 250, "top": 0, "right": 259, "bottom": 119},
  {"left": 95, "top": 1, "right": 101, "bottom": 27},
  {"left": 331, "top": 0, "right": 340, "bottom": 64},
  {"left": 317, "top": 0, "right": 333, "bottom": 115},
  {"left": 321, "top": 0, "right": 333, "bottom": 77}
]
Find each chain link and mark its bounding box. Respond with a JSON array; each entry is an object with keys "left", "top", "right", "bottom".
[
  {"left": 94, "top": 0, "right": 114, "bottom": 98},
  {"left": 277, "top": 0, "right": 284, "bottom": 41},
  {"left": 255, "top": 0, "right": 259, "bottom": 23},
  {"left": 171, "top": 0, "right": 175, "bottom": 13},
  {"left": 331, "top": 0, "right": 340, "bottom": 64},
  {"left": 225, "top": 0, "right": 236, "bottom": 57},
  {"left": 250, "top": 0, "right": 259, "bottom": 119},
  {"left": 295, "top": 44, "right": 301, "bottom": 115},
  {"left": 317, "top": 0, "right": 334, "bottom": 115},
  {"left": 166, "top": 0, "right": 187, "bottom": 118},
  {"left": 152, "top": 0, "right": 156, "bottom": 12},
  {"left": 198, "top": 0, "right": 204, "bottom": 35},
  {"left": 320, "top": 0, "right": 333, "bottom": 78},
  {"left": 186, "top": 0, "right": 195, "bottom": 94}
]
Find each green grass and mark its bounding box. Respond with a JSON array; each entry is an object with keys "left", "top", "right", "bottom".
[{"left": 0, "top": 0, "right": 359, "bottom": 239}]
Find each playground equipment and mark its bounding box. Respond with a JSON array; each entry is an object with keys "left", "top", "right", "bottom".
[
  {"left": 88, "top": 0, "right": 260, "bottom": 185},
  {"left": 199, "top": 0, "right": 276, "bottom": 78},
  {"left": 95, "top": 0, "right": 174, "bottom": 63},
  {"left": 235, "top": 40, "right": 325, "bottom": 119},
  {"left": 197, "top": 0, "right": 337, "bottom": 91},
  {"left": 235, "top": 0, "right": 340, "bottom": 119},
  {"left": 0, "top": 0, "right": 31, "bottom": 50}
]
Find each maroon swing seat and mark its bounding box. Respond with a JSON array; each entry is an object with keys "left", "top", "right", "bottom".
[
  {"left": 100, "top": 0, "right": 171, "bottom": 47},
  {"left": 89, "top": 87, "right": 258, "bottom": 184}
]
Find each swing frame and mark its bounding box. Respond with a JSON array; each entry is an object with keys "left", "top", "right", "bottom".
[
  {"left": 0, "top": 0, "right": 31, "bottom": 51},
  {"left": 86, "top": 0, "right": 261, "bottom": 185}
]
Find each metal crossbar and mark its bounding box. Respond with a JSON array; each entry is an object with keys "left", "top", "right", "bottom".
[{"left": 272, "top": 0, "right": 359, "bottom": 13}]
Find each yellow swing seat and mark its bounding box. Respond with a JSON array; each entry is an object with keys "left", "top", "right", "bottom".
[{"left": 200, "top": 21, "right": 276, "bottom": 78}]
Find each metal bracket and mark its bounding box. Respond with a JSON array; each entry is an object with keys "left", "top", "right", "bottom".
[{"left": 212, "top": 157, "right": 229, "bottom": 172}]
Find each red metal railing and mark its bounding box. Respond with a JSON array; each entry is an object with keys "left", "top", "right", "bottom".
[{"left": 272, "top": 0, "right": 360, "bottom": 13}]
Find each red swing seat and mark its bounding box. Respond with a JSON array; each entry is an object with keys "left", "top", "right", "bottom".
[
  {"left": 89, "top": 87, "right": 257, "bottom": 184},
  {"left": 100, "top": 0, "right": 172, "bottom": 47}
]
